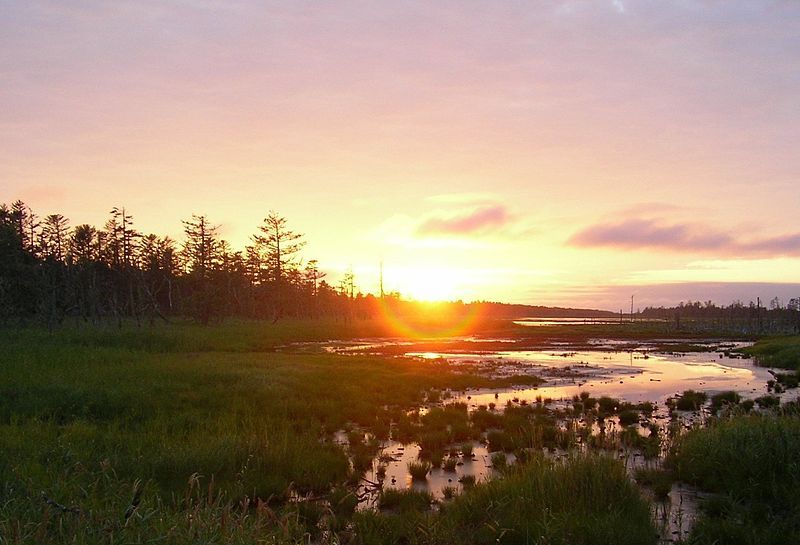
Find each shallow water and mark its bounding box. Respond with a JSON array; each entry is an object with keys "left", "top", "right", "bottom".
[
  {"left": 323, "top": 336, "right": 775, "bottom": 407},
  {"left": 439, "top": 345, "right": 774, "bottom": 408},
  {"left": 320, "top": 335, "right": 781, "bottom": 540},
  {"left": 357, "top": 440, "right": 508, "bottom": 508}
]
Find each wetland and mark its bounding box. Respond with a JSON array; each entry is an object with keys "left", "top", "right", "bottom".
[{"left": 2, "top": 319, "right": 799, "bottom": 544}]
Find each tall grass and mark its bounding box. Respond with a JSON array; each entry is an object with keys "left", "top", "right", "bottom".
[
  {"left": 741, "top": 335, "right": 800, "bottom": 370},
  {"left": 671, "top": 415, "right": 800, "bottom": 543},
  {"left": 0, "top": 464, "right": 312, "bottom": 545},
  {"left": 355, "top": 455, "right": 657, "bottom": 545},
  {"left": 0, "top": 322, "right": 547, "bottom": 543}
]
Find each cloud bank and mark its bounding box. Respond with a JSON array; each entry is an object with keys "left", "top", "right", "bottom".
[
  {"left": 523, "top": 281, "right": 800, "bottom": 312},
  {"left": 569, "top": 218, "right": 800, "bottom": 258}
]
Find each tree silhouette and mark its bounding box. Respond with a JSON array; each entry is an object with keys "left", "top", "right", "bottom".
[
  {"left": 41, "top": 214, "right": 70, "bottom": 262},
  {"left": 3, "top": 198, "right": 798, "bottom": 334},
  {"left": 182, "top": 214, "right": 220, "bottom": 325},
  {"left": 251, "top": 211, "right": 305, "bottom": 321}
]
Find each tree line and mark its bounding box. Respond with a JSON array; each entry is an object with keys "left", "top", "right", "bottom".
[
  {"left": 4, "top": 198, "right": 798, "bottom": 333},
  {"left": 639, "top": 299, "right": 800, "bottom": 334},
  {"left": 0, "top": 200, "right": 373, "bottom": 327}
]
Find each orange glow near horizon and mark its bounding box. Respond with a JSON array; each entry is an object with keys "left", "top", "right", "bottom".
[
  {"left": 376, "top": 298, "right": 485, "bottom": 339},
  {"left": 3, "top": 3, "right": 800, "bottom": 310}
]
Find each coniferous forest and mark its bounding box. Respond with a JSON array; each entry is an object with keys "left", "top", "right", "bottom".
[
  {"left": 3, "top": 199, "right": 799, "bottom": 334},
  {"left": 0, "top": 200, "right": 372, "bottom": 327}
]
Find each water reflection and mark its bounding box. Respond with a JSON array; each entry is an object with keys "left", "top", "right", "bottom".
[
  {"left": 358, "top": 440, "right": 502, "bottom": 508},
  {"left": 438, "top": 347, "right": 772, "bottom": 408},
  {"left": 322, "top": 336, "right": 779, "bottom": 542}
]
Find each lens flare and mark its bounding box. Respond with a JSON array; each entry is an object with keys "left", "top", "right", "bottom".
[{"left": 375, "top": 297, "right": 485, "bottom": 339}]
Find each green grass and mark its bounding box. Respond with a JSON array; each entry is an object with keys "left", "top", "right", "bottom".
[
  {"left": 741, "top": 336, "right": 800, "bottom": 370},
  {"left": 407, "top": 461, "right": 432, "bottom": 480},
  {"left": 6, "top": 320, "right": 783, "bottom": 544},
  {"left": 0, "top": 318, "right": 390, "bottom": 354},
  {"left": 489, "top": 452, "right": 507, "bottom": 470},
  {"left": 0, "top": 321, "right": 547, "bottom": 544},
  {"left": 354, "top": 456, "right": 657, "bottom": 545},
  {"left": 618, "top": 409, "right": 640, "bottom": 426},
  {"left": 378, "top": 488, "right": 434, "bottom": 512},
  {"left": 634, "top": 467, "right": 673, "bottom": 500},
  {"left": 437, "top": 455, "right": 657, "bottom": 545},
  {"left": 709, "top": 390, "right": 741, "bottom": 413},
  {"left": 674, "top": 390, "right": 708, "bottom": 411},
  {"left": 670, "top": 415, "right": 800, "bottom": 544}
]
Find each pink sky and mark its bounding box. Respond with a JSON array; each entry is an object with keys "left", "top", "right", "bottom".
[{"left": 2, "top": 1, "right": 799, "bottom": 309}]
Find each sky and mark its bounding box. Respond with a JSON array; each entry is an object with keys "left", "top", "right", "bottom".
[{"left": 2, "top": 1, "right": 800, "bottom": 310}]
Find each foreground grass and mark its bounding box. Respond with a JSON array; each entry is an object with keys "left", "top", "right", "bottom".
[
  {"left": 0, "top": 321, "right": 540, "bottom": 543},
  {"left": 5, "top": 320, "right": 775, "bottom": 544},
  {"left": 671, "top": 415, "right": 800, "bottom": 545},
  {"left": 355, "top": 455, "right": 657, "bottom": 545}
]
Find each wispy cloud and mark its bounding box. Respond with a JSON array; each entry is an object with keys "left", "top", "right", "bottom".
[
  {"left": 569, "top": 218, "right": 800, "bottom": 258},
  {"left": 372, "top": 202, "right": 526, "bottom": 249},
  {"left": 416, "top": 205, "right": 511, "bottom": 236}
]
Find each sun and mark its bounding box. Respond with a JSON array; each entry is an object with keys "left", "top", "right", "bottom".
[{"left": 390, "top": 266, "right": 461, "bottom": 302}]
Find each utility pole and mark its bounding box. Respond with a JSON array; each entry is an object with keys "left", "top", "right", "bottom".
[
  {"left": 379, "top": 260, "right": 384, "bottom": 299},
  {"left": 631, "top": 295, "right": 634, "bottom": 323}
]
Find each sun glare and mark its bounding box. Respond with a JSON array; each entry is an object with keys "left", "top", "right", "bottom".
[{"left": 391, "top": 266, "right": 461, "bottom": 302}]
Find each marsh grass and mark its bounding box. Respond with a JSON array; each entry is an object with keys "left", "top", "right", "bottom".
[
  {"left": 671, "top": 415, "right": 800, "bottom": 543},
  {"left": 354, "top": 456, "right": 657, "bottom": 544},
  {"left": 0, "top": 322, "right": 547, "bottom": 544},
  {"left": 709, "top": 390, "right": 741, "bottom": 413},
  {"left": 4, "top": 320, "right": 776, "bottom": 544},
  {"left": 378, "top": 488, "right": 433, "bottom": 512},
  {"left": 489, "top": 452, "right": 507, "bottom": 470},
  {"left": 755, "top": 394, "right": 780, "bottom": 409},
  {"left": 634, "top": 467, "right": 673, "bottom": 501},
  {"left": 458, "top": 475, "right": 476, "bottom": 488},
  {"left": 407, "top": 461, "right": 432, "bottom": 480},
  {"left": 742, "top": 335, "right": 800, "bottom": 370},
  {"left": 618, "top": 409, "right": 640, "bottom": 426},
  {"left": 435, "top": 455, "right": 657, "bottom": 545},
  {"left": 674, "top": 390, "right": 708, "bottom": 411},
  {"left": 0, "top": 466, "right": 311, "bottom": 545}
]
